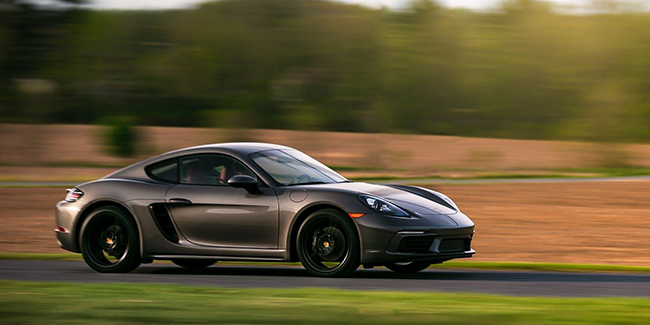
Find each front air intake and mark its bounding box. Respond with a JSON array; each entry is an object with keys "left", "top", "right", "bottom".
[
  {"left": 397, "top": 236, "right": 435, "bottom": 253},
  {"left": 438, "top": 238, "right": 470, "bottom": 253}
]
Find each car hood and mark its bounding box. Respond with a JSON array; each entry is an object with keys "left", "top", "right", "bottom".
[{"left": 305, "top": 182, "right": 473, "bottom": 227}]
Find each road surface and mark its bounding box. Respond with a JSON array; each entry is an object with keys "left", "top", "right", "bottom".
[{"left": 1, "top": 260, "right": 649, "bottom": 297}]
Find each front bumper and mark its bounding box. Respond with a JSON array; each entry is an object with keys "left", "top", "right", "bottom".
[{"left": 354, "top": 212, "right": 475, "bottom": 264}]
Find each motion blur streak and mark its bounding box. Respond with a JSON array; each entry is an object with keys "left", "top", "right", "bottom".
[{"left": 2, "top": 0, "right": 650, "bottom": 144}]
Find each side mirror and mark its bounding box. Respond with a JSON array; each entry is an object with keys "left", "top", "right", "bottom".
[{"left": 227, "top": 175, "right": 262, "bottom": 195}]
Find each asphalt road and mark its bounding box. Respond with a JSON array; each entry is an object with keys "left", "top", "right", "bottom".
[{"left": 1, "top": 260, "right": 649, "bottom": 297}]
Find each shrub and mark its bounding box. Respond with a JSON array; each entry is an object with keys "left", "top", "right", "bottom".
[{"left": 100, "top": 116, "right": 138, "bottom": 158}]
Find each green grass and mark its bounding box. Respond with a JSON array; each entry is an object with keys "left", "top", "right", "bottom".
[
  {"left": 3, "top": 253, "right": 650, "bottom": 274},
  {"left": 0, "top": 176, "right": 94, "bottom": 183},
  {"left": 438, "top": 261, "right": 650, "bottom": 274},
  {"left": 350, "top": 170, "right": 650, "bottom": 183},
  {"left": 328, "top": 165, "right": 404, "bottom": 172},
  {"left": 350, "top": 175, "right": 444, "bottom": 182},
  {"left": 3, "top": 164, "right": 650, "bottom": 185},
  {"left": 0, "top": 161, "right": 126, "bottom": 169},
  {"left": 350, "top": 172, "right": 592, "bottom": 182},
  {"left": 350, "top": 173, "right": 579, "bottom": 182},
  {"left": 0, "top": 184, "right": 73, "bottom": 188},
  {"left": 0, "top": 280, "right": 649, "bottom": 324},
  {"left": 0, "top": 253, "right": 84, "bottom": 261},
  {"left": 555, "top": 167, "right": 650, "bottom": 177}
]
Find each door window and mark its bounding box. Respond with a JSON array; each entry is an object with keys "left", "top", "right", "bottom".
[
  {"left": 145, "top": 158, "right": 179, "bottom": 183},
  {"left": 180, "top": 154, "right": 256, "bottom": 186}
]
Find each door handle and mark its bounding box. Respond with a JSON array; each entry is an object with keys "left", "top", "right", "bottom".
[{"left": 169, "top": 198, "right": 192, "bottom": 205}]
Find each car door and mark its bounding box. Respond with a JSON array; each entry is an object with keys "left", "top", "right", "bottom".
[{"left": 166, "top": 153, "right": 279, "bottom": 249}]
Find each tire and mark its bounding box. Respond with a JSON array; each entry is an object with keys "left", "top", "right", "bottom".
[
  {"left": 296, "top": 209, "right": 360, "bottom": 277},
  {"left": 80, "top": 206, "right": 141, "bottom": 273},
  {"left": 385, "top": 261, "right": 431, "bottom": 273},
  {"left": 171, "top": 259, "right": 217, "bottom": 269}
]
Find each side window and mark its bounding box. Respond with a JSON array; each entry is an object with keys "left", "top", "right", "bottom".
[
  {"left": 180, "top": 154, "right": 257, "bottom": 186},
  {"left": 146, "top": 159, "right": 179, "bottom": 183}
]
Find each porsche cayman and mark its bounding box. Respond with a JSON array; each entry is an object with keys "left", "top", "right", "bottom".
[{"left": 55, "top": 143, "right": 475, "bottom": 277}]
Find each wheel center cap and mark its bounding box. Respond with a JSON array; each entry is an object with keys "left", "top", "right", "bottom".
[
  {"left": 100, "top": 225, "right": 123, "bottom": 252},
  {"left": 309, "top": 226, "right": 347, "bottom": 263},
  {"left": 315, "top": 235, "right": 335, "bottom": 255},
  {"left": 102, "top": 232, "right": 118, "bottom": 249}
]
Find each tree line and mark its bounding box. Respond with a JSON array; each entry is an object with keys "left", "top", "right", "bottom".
[{"left": 1, "top": 0, "right": 650, "bottom": 142}]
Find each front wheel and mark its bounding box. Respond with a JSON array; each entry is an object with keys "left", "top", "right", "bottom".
[
  {"left": 80, "top": 206, "right": 141, "bottom": 273},
  {"left": 384, "top": 261, "right": 431, "bottom": 273},
  {"left": 297, "top": 209, "right": 360, "bottom": 277},
  {"left": 171, "top": 259, "right": 217, "bottom": 269}
]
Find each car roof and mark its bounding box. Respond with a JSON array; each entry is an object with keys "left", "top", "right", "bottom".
[
  {"left": 174, "top": 142, "right": 292, "bottom": 155},
  {"left": 102, "top": 142, "right": 293, "bottom": 183}
]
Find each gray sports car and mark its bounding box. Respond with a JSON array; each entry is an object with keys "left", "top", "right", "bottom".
[{"left": 55, "top": 143, "right": 475, "bottom": 277}]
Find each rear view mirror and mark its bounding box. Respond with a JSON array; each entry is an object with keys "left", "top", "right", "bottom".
[{"left": 227, "top": 175, "right": 262, "bottom": 195}]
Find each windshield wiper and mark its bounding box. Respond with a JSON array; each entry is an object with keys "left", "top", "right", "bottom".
[{"left": 288, "top": 181, "right": 327, "bottom": 186}]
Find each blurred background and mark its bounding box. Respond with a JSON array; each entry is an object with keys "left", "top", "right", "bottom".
[
  {"left": 3, "top": 3, "right": 650, "bottom": 323},
  {"left": 2, "top": 0, "right": 650, "bottom": 265},
  {"left": 3, "top": 0, "right": 650, "bottom": 139},
  {"left": 3, "top": 0, "right": 650, "bottom": 177}
]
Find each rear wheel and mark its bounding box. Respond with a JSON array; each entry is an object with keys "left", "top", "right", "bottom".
[
  {"left": 385, "top": 261, "right": 431, "bottom": 273},
  {"left": 297, "top": 209, "right": 359, "bottom": 277},
  {"left": 80, "top": 206, "right": 141, "bottom": 273},
  {"left": 171, "top": 259, "right": 217, "bottom": 269}
]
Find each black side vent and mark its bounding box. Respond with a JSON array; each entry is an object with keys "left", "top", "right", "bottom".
[
  {"left": 397, "top": 236, "right": 435, "bottom": 253},
  {"left": 149, "top": 204, "right": 179, "bottom": 243}
]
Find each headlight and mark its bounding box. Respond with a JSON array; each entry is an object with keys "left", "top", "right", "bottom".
[
  {"left": 358, "top": 194, "right": 409, "bottom": 217},
  {"left": 65, "top": 188, "right": 84, "bottom": 202}
]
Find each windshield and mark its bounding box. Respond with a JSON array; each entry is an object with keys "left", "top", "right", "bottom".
[{"left": 249, "top": 149, "right": 348, "bottom": 185}]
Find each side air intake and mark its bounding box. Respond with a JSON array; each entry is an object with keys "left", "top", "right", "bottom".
[{"left": 149, "top": 204, "right": 179, "bottom": 243}]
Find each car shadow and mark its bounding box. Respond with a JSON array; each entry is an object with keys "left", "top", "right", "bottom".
[{"left": 137, "top": 264, "right": 650, "bottom": 283}]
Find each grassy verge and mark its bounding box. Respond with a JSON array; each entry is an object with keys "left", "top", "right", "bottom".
[
  {"left": 0, "top": 183, "right": 75, "bottom": 188},
  {"left": 437, "top": 261, "right": 650, "bottom": 274},
  {"left": 555, "top": 167, "right": 650, "bottom": 177},
  {"left": 0, "top": 176, "right": 94, "bottom": 183},
  {"left": 1, "top": 280, "right": 649, "bottom": 324},
  {"left": 3, "top": 253, "right": 650, "bottom": 274},
  {"left": 349, "top": 166, "right": 650, "bottom": 182},
  {"left": 0, "top": 161, "right": 126, "bottom": 168},
  {"left": 350, "top": 173, "right": 580, "bottom": 182},
  {"left": 0, "top": 253, "right": 84, "bottom": 261},
  {"left": 351, "top": 170, "right": 650, "bottom": 182},
  {"left": 3, "top": 168, "right": 650, "bottom": 185},
  {"left": 328, "top": 165, "right": 404, "bottom": 172}
]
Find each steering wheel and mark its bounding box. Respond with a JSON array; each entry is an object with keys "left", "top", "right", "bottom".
[{"left": 290, "top": 173, "right": 312, "bottom": 184}]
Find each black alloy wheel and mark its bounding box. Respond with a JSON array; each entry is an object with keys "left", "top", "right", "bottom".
[
  {"left": 384, "top": 261, "right": 432, "bottom": 273},
  {"left": 80, "top": 206, "right": 141, "bottom": 273},
  {"left": 297, "top": 209, "right": 359, "bottom": 277},
  {"left": 171, "top": 259, "right": 218, "bottom": 269}
]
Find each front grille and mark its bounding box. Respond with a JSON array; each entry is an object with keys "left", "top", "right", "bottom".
[
  {"left": 438, "top": 238, "right": 470, "bottom": 253},
  {"left": 397, "top": 236, "right": 435, "bottom": 253}
]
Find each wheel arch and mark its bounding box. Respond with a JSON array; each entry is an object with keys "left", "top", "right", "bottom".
[
  {"left": 74, "top": 199, "right": 144, "bottom": 258},
  {"left": 287, "top": 203, "right": 362, "bottom": 262}
]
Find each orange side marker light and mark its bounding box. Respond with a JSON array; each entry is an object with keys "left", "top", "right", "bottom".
[{"left": 348, "top": 213, "right": 365, "bottom": 218}]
